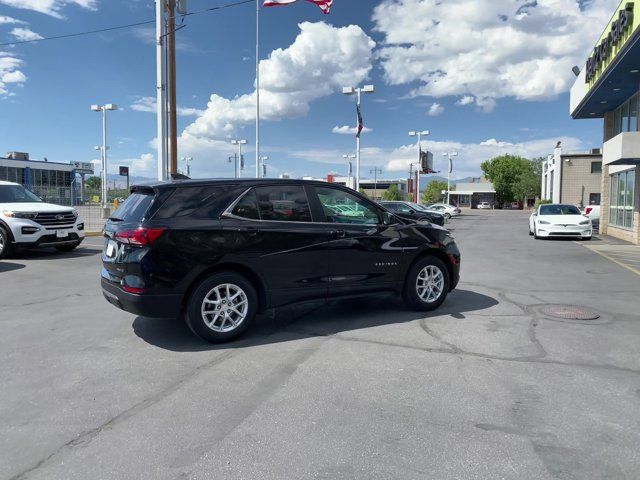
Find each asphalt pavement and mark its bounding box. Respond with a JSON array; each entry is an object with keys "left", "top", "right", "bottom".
[{"left": 1, "top": 210, "right": 639, "bottom": 480}]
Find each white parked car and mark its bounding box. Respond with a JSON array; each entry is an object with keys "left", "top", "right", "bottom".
[
  {"left": 584, "top": 205, "right": 601, "bottom": 228},
  {"left": 426, "top": 203, "right": 460, "bottom": 219},
  {"left": 477, "top": 202, "right": 491, "bottom": 209},
  {"left": 529, "top": 203, "right": 592, "bottom": 240},
  {"left": 0, "top": 181, "right": 85, "bottom": 258}
]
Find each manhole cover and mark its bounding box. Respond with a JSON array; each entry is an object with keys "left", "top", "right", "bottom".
[{"left": 540, "top": 305, "right": 600, "bottom": 321}]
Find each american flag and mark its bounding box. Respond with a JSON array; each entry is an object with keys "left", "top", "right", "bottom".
[
  {"left": 263, "top": 0, "right": 333, "bottom": 14},
  {"left": 356, "top": 103, "right": 363, "bottom": 138}
]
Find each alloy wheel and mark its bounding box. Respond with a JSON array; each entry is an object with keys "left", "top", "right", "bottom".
[
  {"left": 416, "top": 265, "right": 445, "bottom": 303},
  {"left": 201, "top": 283, "right": 249, "bottom": 333}
]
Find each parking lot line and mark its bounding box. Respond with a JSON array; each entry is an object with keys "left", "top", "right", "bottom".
[{"left": 582, "top": 245, "right": 640, "bottom": 277}]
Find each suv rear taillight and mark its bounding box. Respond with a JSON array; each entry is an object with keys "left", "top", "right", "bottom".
[
  {"left": 585, "top": 207, "right": 593, "bottom": 215},
  {"left": 115, "top": 227, "right": 167, "bottom": 246}
]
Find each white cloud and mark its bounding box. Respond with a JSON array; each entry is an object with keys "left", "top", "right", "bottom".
[
  {"left": 92, "top": 153, "right": 157, "bottom": 178},
  {"left": 373, "top": 0, "right": 619, "bottom": 110},
  {"left": 292, "top": 136, "right": 585, "bottom": 179},
  {"left": 427, "top": 102, "right": 444, "bottom": 116},
  {"left": 130, "top": 96, "right": 205, "bottom": 117},
  {"left": 332, "top": 125, "right": 373, "bottom": 135},
  {"left": 0, "top": 15, "right": 25, "bottom": 24},
  {"left": 181, "top": 22, "right": 376, "bottom": 147},
  {"left": 0, "top": 0, "right": 97, "bottom": 18},
  {"left": 0, "top": 52, "right": 26, "bottom": 96},
  {"left": 456, "top": 95, "right": 475, "bottom": 106},
  {"left": 10, "top": 27, "right": 42, "bottom": 41}
]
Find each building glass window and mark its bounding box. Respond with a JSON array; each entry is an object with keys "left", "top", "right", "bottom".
[
  {"left": 610, "top": 94, "right": 640, "bottom": 138},
  {"left": 609, "top": 170, "right": 636, "bottom": 229},
  {"left": 589, "top": 193, "right": 601, "bottom": 205},
  {"left": 591, "top": 162, "right": 602, "bottom": 174},
  {"left": 630, "top": 94, "right": 639, "bottom": 132}
]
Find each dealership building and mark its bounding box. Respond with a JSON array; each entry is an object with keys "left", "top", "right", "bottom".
[
  {"left": 570, "top": 0, "right": 640, "bottom": 244},
  {"left": 541, "top": 148, "right": 603, "bottom": 207}
]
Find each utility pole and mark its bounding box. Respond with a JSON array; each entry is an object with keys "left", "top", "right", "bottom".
[
  {"left": 167, "top": 0, "right": 178, "bottom": 177},
  {"left": 156, "top": 0, "right": 168, "bottom": 181},
  {"left": 408, "top": 163, "right": 414, "bottom": 201},
  {"left": 370, "top": 167, "right": 382, "bottom": 200}
]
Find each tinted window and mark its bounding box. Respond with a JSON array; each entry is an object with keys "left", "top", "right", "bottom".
[
  {"left": 111, "top": 193, "right": 154, "bottom": 222},
  {"left": 232, "top": 190, "right": 260, "bottom": 220},
  {"left": 591, "top": 162, "right": 602, "bottom": 174},
  {"left": 254, "top": 185, "right": 312, "bottom": 222},
  {"left": 381, "top": 203, "right": 400, "bottom": 211},
  {"left": 539, "top": 204, "right": 581, "bottom": 215},
  {"left": 316, "top": 187, "right": 380, "bottom": 225}
]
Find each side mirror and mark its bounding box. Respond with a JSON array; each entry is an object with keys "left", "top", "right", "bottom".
[{"left": 382, "top": 211, "right": 396, "bottom": 225}]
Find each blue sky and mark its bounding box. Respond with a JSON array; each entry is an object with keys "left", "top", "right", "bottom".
[{"left": 0, "top": 0, "right": 619, "bottom": 181}]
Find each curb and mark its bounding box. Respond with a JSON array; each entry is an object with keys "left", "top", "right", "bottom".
[{"left": 85, "top": 232, "right": 103, "bottom": 237}]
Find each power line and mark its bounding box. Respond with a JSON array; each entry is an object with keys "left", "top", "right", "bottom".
[{"left": 0, "top": 0, "right": 254, "bottom": 47}]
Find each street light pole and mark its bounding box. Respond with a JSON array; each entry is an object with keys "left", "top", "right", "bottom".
[
  {"left": 342, "top": 84, "right": 374, "bottom": 192},
  {"left": 181, "top": 156, "right": 192, "bottom": 177},
  {"left": 408, "top": 130, "right": 430, "bottom": 205},
  {"left": 259, "top": 156, "right": 269, "bottom": 178},
  {"left": 91, "top": 104, "right": 118, "bottom": 217},
  {"left": 370, "top": 167, "right": 382, "bottom": 200},
  {"left": 343, "top": 154, "right": 356, "bottom": 189},
  {"left": 442, "top": 152, "right": 458, "bottom": 205},
  {"left": 231, "top": 139, "right": 247, "bottom": 179}
]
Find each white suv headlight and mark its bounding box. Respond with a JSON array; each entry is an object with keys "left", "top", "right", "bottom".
[
  {"left": 3, "top": 210, "right": 38, "bottom": 220},
  {"left": 579, "top": 220, "right": 590, "bottom": 225}
]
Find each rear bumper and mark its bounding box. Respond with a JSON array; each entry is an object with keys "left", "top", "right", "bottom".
[{"left": 101, "top": 278, "right": 183, "bottom": 318}]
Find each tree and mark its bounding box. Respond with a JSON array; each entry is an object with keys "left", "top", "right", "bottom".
[
  {"left": 358, "top": 187, "right": 368, "bottom": 198},
  {"left": 481, "top": 155, "right": 540, "bottom": 203},
  {"left": 422, "top": 180, "right": 448, "bottom": 204},
  {"left": 382, "top": 184, "right": 402, "bottom": 201},
  {"left": 85, "top": 176, "right": 101, "bottom": 190}
]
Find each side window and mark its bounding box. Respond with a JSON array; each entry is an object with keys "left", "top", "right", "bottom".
[
  {"left": 232, "top": 190, "right": 260, "bottom": 220},
  {"left": 315, "top": 187, "right": 380, "bottom": 225},
  {"left": 397, "top": 205, "right": 412, "bottom": 213},
  {"left": 254, "top": 185, "right": 312, "bottom": 222}
]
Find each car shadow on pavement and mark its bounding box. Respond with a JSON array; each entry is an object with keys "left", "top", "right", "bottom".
[
  {"left": 0, "top": 261, "right": 26, "bottom": 273},
  {"left": 10, "top": 246, "right": 102, "bottom": 260},
  {"left": 132, "top": 289, "right": 498, "bottom": 353}
]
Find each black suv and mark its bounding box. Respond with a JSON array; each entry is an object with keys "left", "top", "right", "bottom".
[
  {"left": 379, "top": 201, "right": 446, "bottom": 226},
  {"left": 102, "top": 180, "right": 461, "bottom": 343}
]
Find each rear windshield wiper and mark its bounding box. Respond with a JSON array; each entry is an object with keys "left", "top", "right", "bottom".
[{"left": 108, "top": 216, "right": 124, "bottom": 222}]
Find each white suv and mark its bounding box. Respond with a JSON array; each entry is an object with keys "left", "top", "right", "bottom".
[{"left": 0, "top": 181, "right": 85, "bottom": 258}]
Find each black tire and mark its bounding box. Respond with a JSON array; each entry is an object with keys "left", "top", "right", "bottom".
[
  {"left": 185, "top": 271, "right": 258, "bottom": 343},
  {"left": 403, "top": 255, "right": 450, "bottom": 311},
  {"left": 0, "top": 226, "right": 13, "bottom": 259},
  {"left": 55, "top": 241, "right": 81, "bottom": 252},
  {"left": 529, "top": 226, "right": 533, "bottom": 236},
  {"left": 581, "top": 236, "right": 592, "bottom": 241}
]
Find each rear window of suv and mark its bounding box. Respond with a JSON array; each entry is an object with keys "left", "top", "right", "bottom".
[{"left": 111, "top": 193, "right": 154, "bottom": 223}]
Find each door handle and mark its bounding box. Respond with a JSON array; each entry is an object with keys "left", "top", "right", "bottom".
[{"left": 332, "top": 230, "right": 346, "bottom": 238}]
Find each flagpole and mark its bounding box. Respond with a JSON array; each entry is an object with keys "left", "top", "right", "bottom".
[{"left": 255, "top": 0, "right": 260, "bottom": 179}]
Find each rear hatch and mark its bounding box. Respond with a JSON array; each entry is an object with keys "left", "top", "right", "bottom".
[{"left": 102, "top": 186, "right": 162, "bottom": 288}]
